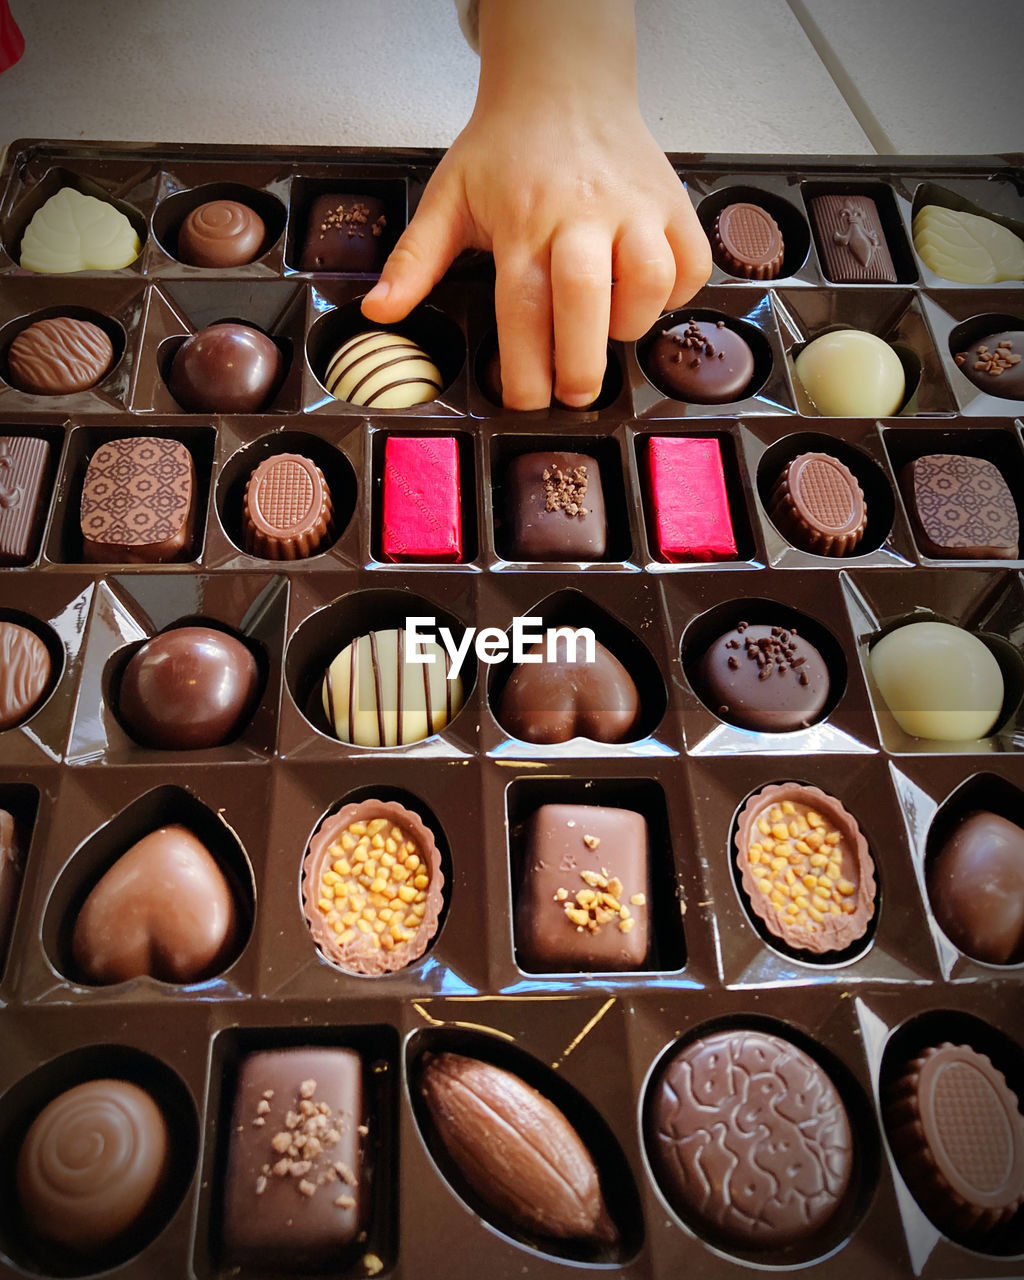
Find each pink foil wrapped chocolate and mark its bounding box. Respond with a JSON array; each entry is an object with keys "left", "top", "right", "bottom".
[
  {"left": 646, "top": 436, "right": 736, "bottom": 562},
  {"left": 382, "top": 435, "right": 461, "bottom": 562}
]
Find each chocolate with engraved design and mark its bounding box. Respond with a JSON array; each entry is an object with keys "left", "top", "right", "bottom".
[
  {"left": 0, "top": 621, "right": 51, "bottom": 730},
  {"left": 768, "top": 452, "right": 867, "bottom": 557},
  {"left": 0, "top": 436, "right": 50, "bottom": 565},
  {"left": 7, "top": 315, "right": 114, "bottom": 395},
  {"left": 712, "top": 202, "right": 784, "bottom": 279},
  {"left": 884, "top": 1042, "right": 1024, "bottom": 1240},
  {"left": 900, "top": 453, "right": 1018, "bottom": 559},
  {"left": 648, "top": 1029, "right": 852, "bottom": 1248},
  {"left": 243, "top": 453, "right": 334, "bottom": 560},
  {"left": 80, "top": 436, "right": 196, "bottom": 563},
  {"left": 0, "top": 809, "right": 21, "bottom": 964},
  {"left": 810, "top": 194, "right": 897, "bottom": 283}
]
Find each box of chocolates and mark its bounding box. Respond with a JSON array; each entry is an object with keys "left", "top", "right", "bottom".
[{"left": 0, "top": 138, "right": 1023, "bottom": 1279}]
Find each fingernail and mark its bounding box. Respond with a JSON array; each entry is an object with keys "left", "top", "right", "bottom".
[
  {"left": 363, "top": 279, "right": 390, "bottom": 304},
  {"left": 559, "top": 389, "right": 599, "bottom": 409}
]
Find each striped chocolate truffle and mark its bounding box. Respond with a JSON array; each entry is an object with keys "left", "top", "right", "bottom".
[
  {"left": 321, "top": 627, "right": 463, "bottom": 746},
  {"left": 323, "top": 330, "right": 442, "bottom": 408},
  {"left": 7, "top": 316, "right": 114, "bottom": 395}
]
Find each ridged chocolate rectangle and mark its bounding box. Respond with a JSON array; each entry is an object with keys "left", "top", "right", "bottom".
[
  {"left": 0, "top": 436, "right": 49, "bottom": 565},
  {"left": 810, "top": 194, "right": 897, "bottom": 283}
]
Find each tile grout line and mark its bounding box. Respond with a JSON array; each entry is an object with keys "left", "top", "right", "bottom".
[{"left": 784, "top": 0, "right": 896, "bottom": 156}]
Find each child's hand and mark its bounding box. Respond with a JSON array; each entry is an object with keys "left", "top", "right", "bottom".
[{"left": 362, "top": 0, "right": 712, "bottom": 410}]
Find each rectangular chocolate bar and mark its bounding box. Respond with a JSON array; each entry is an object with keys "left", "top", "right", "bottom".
[
  {"left": 809, "top": 194, "right": 897, "bottom": 283},
  {"left": 0, "top": 436, "right": 50, "bottom": 566},
  {"left": 382, "top": 434, "right": 461, "bottom": 562},
  {"left": 221, "top": 1046, "right": 365, "bottom": 1271},
  {"left": 646, "top": 436, "right": 736, "bottom": 562}
]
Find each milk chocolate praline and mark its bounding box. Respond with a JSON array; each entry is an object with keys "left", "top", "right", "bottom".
[
  {"left": 242, "top": 453, "right": 334, "bottom": 560},
  {"left": 927, "top": 810, "right": 1024, "bottom": 965},
  {"left": 17, "top": 1079, "right": 169, "bottom": 1254},
  {"left": 177, "top": 199, "right": 265, "bottom": 267},
  {"left": 0, "top": 620, "right": 52, "bottom": 730},
  {"left": 768, "top": 452, "right": 867, "bottom": 557},
  {"left": 735, "top": 782, "right": 876, "bottom": 955},
  {"left": 168, "top": 322, "right": 282, "bottom": 414},
  {"left": 118, "top": 626, "right": 260, "bottom": 750},
  {"left": 648, "top": 1029, "right": 853, "bottom": 1249},
  {"left": 302, "top": 798, "right": 443, "bottom": 975},
  {"left": 7, "top": 316, "right": 114, "bottom": 395}
]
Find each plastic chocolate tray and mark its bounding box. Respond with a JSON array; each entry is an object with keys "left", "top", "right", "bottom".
[{"left": 1, "top": 141, "right": 1024, "bottom": 1280}]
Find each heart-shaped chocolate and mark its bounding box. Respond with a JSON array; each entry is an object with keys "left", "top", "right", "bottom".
[
  {"left": 497, "top": 630, "right": 640, "bottom": 744},
  {"left": 71, "top": 825, "right": 238, "bottom": 984}
]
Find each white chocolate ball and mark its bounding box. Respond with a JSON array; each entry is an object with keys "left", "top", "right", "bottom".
[
  {"left": 323, "top": 330, "right": 442, "bottom": 408},
  {"left": 869, "top": 621, "right": 1004, "bottom": 741},
  {"left": 794, "top": 329, "right": 905, "bottom": 417}
]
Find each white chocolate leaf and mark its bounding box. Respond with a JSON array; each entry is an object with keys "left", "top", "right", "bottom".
[
  {"left": 20, "top": 187, "right": 140, "bottom": 273},
  {"left": 913, "top": 204, "right": 1024, "bottom": 284}
]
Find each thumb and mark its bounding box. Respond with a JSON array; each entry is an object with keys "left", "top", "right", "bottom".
[{"left": 361, "top": 181, "right": 467, "bottom": 323}]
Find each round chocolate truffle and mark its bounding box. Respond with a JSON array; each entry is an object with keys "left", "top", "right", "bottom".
[
  {"left": 168, "top": 322, "right": 282, "bottom": 413},
  {"left": 648, "top": 1029, "right": 853, "bottom": 1249},
  {"left": 242, "top": 452, "right": 334, "bottom": 560},
  {"left": 323, "top": 329, "right": 442, "bottom": 408},
  {"left": 884, "top": 1042, "right": 1024, "bottom": 1242},
  {"left": 794, "top": 329, "right": 905, "bottom": 417},
  {"left": 927, "top": 810, "right": 1024, "bottom": 965},
  {"left": 321, "top": 627, "right": 464, "bottom": 746},
  {"left": 697, "top": 621, "right": 830, "bottom": 732},
  {"left": 735, "top": 783, "right": 876, "bottom": 956},
  {"left": 954, "top": 330, "right": 1024, "bottom": 400},
  {"left": 712, "top": 202, "right": 784, "bottom": 280},
  {"left": 0, "top": 620, "right": 52, "bottom": 730},
  {"left": 767, "top": 451, "right": 867, "bottom": 557},
  {"left": 118, "top": 625, "right": 260, "bottom": 750},
  {"left": 176, "top": 199, "right": 265, "bottom": 267},
  {"left": 302, "top": 799, "right": 443, "bottom": 975},
  {"left": 71, "top": 824, "right": 239, "bottom": 984},
  {"left": 7, "top": 316, "right": 114, "bottom": 395},
  {"left": 646, "top": 318, "right": 755, "bottom": 404},
  {"left": 17, "top": 1078, "right": 169, "bottom": 1253}
]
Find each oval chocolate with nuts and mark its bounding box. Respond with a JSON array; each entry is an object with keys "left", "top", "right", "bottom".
[
  {"left": 734, "top": 782, "right": 876, "bottom": 956},
  {"left": 419, "top": 1051, "right": 617, "bottom": 1244}
]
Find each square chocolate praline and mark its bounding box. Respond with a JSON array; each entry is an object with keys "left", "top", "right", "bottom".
[
  {"left": 300, "top": 194, "right": 388, "bottom": 272},
  {"left": 504, "top": 451, "right": 606, "bottom": 561},
  {"left": 221, "top": 1047, "right": 365, "bottom": 1272},
  {"left": 515, "top": 803, "right": 649, "bottom": 972}
]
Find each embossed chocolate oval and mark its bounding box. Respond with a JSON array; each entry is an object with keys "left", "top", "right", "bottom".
[
  {"left": 419, "top": 1051, "right": 617, "bottom": 1244},
  {"left": 71, "top": 825, "right": 238, "bottom": 984}
]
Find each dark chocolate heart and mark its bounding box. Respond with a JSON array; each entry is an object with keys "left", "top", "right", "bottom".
[{"left": 497, "top": 631, "right": 640, "bottom": 744}]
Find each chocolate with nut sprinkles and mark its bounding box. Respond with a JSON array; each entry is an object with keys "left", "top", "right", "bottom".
[
  {"left": 222, "top": 1047, "right": 365, "bottom": 1270},
  {"left": 300, "top": 194, "right": 387, "bottom": 271},
  {"left": 504, "top": 451, "right": 607, "bottom": 560},
  {"left": 954, "top": 331, "right": 1024, "bottom": 400},
  {"left": 698, "top": 620, "right": 831, "bottom": 732},
  {"left": 646, "top": 318, "right": 755, "bottom": 404}
]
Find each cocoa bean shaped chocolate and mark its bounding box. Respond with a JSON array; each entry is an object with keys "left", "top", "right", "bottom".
[{"left": 419, "top": 1051, "right": 617, "bottom": 1244}]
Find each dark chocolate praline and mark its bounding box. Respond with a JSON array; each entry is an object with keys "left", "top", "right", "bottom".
[
  {"left": 698, "top": 621, "right": 830, "bottom": 732},
  {"left": 168, "top": 322, "right": 282, "bottom": 414},
  {"left": 954, "top": 330, "right": 1024, "bottom": 400},
  {"left": 646, "top": 318, "right": 755, "bottom": 404}
]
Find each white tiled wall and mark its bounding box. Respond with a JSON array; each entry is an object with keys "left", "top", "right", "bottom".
[{"left": 6, "top": 0, "right": 1013, "bottom": 157}]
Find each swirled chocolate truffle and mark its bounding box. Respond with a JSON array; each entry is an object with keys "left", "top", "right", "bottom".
[
  {"left": 177, "top": 199, "right": 265, "bottom": 267},
  {"left": 735, "top": 783, "right": 876, "bottom": 955},
  {"left": 302, "top": 799, "right": 443, "bottom": 975},
  {"left": 0, "top": 620, "right": 51, "bottom": 730},
  {"left": 243, "top": 453, "right": 334, "bottom": 559},
  {"left": 646, "top": 318, "right": 755, "bottom": 404},
  {"left": 7, "top": 316, "right": 114, "bottom": 395},
  {"left": 697, "top": 620, "right": 830, "bottom": 732},
  {"left": 884, "top": 1042, "right": 1024, "bottom": 1241},
  {"left": 648, "top": 1029, "right": 852, "bottom": 1249},
  {"left": 17, "top": 1079, "right": 169, "bottom": 1253}
]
